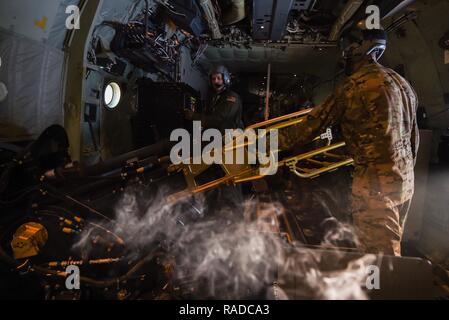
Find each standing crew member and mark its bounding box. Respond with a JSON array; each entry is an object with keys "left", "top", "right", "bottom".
[
  {"left": 279, "top": 21, "right": 419, "bottom": 256},
  {"left": 185, "top": 65, "right": 244, "bottom": 216},
  {"left": 185, "top": 65, "right": 244, "bottom": 133}
]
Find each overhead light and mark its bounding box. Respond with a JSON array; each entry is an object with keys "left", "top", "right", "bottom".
[
  {"left": 103, "top": 82, "right": 121, "bottom": 109},
  {"left": 261, "top": 26, "right": 264, "bottom": 29}
]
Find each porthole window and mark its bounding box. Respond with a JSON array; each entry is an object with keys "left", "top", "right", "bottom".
[{"left": 103, "top": 82, "right": 121, "bottom": 109}]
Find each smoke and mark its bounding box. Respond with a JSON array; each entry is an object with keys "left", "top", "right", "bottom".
[
  {"left": 171, "top": 206, "right": 285, "bottom": 299},
  {"left": 277, "top": 248, "right": 376, "bottom": 300},
  {"left": 73, "top": 185, "right": 377, "bottom": 300},
  {"left": 321, "top": 217, "right": 360, "bottom": 248}
]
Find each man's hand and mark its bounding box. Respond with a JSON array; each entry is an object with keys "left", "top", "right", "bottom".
[{"left": 184, "top": 109, "right": 195, "bottom": 120}]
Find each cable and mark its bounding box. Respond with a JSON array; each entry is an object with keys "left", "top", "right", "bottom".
[
  {"left": 35, "top": 251, "right": 160, "bottom": 288},
  {"left": 0, "top": 185, "right": 38, "bottom": 205},
  {"left": 42, "top": 184, "right": 113, "bottom": 223},
  {"left": 33, "top": 207, "right": 125, "bottom": 246},
  {"left": 0, "top": 244, "right": 160, "bottom": 289},
  {"left": 144, "top": 0, "right": 149, "bottom": 39},
  {"left": 0, "top": 142, "right": 23, "bottom": 153},
  {"left": 0, "top": 245, "right": 18, "bottom": 267},
  {"left": 155, "top": 0, "right": 186, "bottom": 18}
]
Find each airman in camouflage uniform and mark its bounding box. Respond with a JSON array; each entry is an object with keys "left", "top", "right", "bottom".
[{"left": 279, "top": 22, "right": 419, "bottom": 256}]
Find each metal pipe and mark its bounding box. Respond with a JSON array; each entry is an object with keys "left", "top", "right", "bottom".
[
  {"left": 264, "top": 63, "right": 271, "bottom": 120},
  {"left": 222, "top": 0, "right": 246, "bottom": 25},
  {"left": 199, "top": 0, "right": 222, "bottom": 39},
  {"left": 248, "top": 108, "right": 312, "bottom": 129},
  {"left": 289, "top": 158, "right": 354, "bottom": 178},
  {"left": 385, "top": 11, "right": 417, "bottom": 33},
  {"left": 381, "top": 0, "right": 416, "bottom": 20},
  {"left": 328, "top": 0, "right": 364, "bottom": 41},
  {"left": 82, "top": 139, "right": 173, "bottom": 176}
]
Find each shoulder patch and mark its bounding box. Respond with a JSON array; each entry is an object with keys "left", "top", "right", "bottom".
[{"left": 226, "top": 96, "right": 237, "bottom": 103}]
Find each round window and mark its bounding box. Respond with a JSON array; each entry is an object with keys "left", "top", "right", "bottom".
[{"left": 103, "top": 82, "right": 121, "bottom": 109}]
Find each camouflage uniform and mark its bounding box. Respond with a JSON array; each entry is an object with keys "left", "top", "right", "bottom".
[{"left": 279, "top": 60, "right": 419, "bottom": 256}]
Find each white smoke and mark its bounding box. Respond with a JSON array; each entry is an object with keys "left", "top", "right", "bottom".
[
  {"left": 172, "top": 211, "right": 285, "bottom": 299},
  {"left": 277, "top": 248, "right": 376, "bottom": 300},
  {"left": 321, "top": 217, "right": 360, "bottom": 248},
  {"left": 73, "top": 186, "right": 378, "bottom": 300}
]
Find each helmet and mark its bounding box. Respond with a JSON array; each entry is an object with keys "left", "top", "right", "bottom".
[
  {"left": 209, "top": 65, "right": 231, "bottom": 87},
  {"left": 339, "top": 20, "right": 387, "bottom": 62}
]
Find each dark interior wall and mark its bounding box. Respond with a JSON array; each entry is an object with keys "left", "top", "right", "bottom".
[
  {"left": 179, "top": 46, "right": 209, "bottom": 100},
  {"left": 0, "top": 0, "right": 80, "bottom": 141},
  {"left": 383, "top": 0, "right": 449, "bottom": 163},
  {"left": 80, "top": 0, "right": 144, "bottom": 165},
  {"left": 199, "top": 45, "right": 341, "bottom": 102},
  {"left": 82, "top": 65, "right": 149, "bottom": 164},
  {"left": 81, "top": 0, "right": 208, "bottom": 164},
  {"left": 381, "top": 0, "right": 449, "bottom": 262}
]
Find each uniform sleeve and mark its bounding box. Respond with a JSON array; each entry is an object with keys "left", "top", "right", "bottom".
[
  {"left": 278, "top": 92, "right": 345, "bottom": 150},
  {"left": 199, "top": 95, "right": 241, "bottom": 129}
]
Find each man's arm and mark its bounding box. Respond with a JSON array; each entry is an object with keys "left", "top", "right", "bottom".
[
  {"left": 278, "top": 92, "right": 345, "bottom": 150},
  {"left": 194, "top": 95, "right": 241, "bottom": 129}
]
